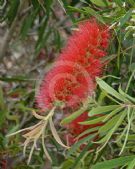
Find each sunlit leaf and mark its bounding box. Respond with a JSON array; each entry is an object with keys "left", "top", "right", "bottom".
[
  {"left": 92, "top": 155, "right": 135, "bottom": 169},
  {"left": 88, "top": 105, "right": 120, "bottom": 116},
  {"left": 96, "top": 78, "right": 127, "bottom": 102},
  {"left": 90, "top": 0, "right": 110, "bottom": 7},
  {"left": 127, "top": 157, "right": 135, "bottom": 169}
]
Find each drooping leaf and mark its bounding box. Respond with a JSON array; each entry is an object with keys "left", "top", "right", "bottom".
[{"left": 49, "top": 117, "right": 69, "bottom": 148}]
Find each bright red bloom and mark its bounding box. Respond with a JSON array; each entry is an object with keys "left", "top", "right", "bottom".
[
  {"left": 37, "top": 61, "right": 95, "bottom": 110},
  {"left": 36, "top": 19, "right": 110, "bottom": 111}
]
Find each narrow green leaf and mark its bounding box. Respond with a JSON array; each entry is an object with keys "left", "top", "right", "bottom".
[
  {"left": 113, "top": 0, "right": 123, "bottom": 7},
  {"left": 61, "top": 100, "right": 89, "bottom": 124},
  {"left": 61, "top": 0, "right": 75, "bottom": 22},
  {"left": 68, "top": 6, "right": 84, "bottom": 14},
  {"left": 35, "top": 29, "right": 51, "bottom": 56},
  {"left": 125, "top": 70, "right": 135, "bottom": 94},
  {"left": 91, "top": 155, "right": 135, "bottom": 169},
  {"left": 6, "top": 0, "right": 20, "bottom": 24},
  {"left": 96, "top": 77, "right": 127, "bottom": 102},
  {"left": 83, "top": 7, "right": 105, "bottom": 24},
  {"left": 118, "top": 9, "right": 132, "bottom": 31},
  {"left": 116, "top": 32, "right": 121, "bottom": 69},
  {"left": 127, "top": 134, "right": 135, "bottom": 141},
  {"left": 99, "top": 110, "right": 124, "bottom": 133},
  {"left": 88, "top": 105, "right": 119, "bottom": 116},
  {"left": 127, "top": 158, "right": 135, "bottom": 169},
  {"left": 21, "top": 8, "right": 39, "bottom": 38},
  {"left": 35, "top": 16, "right": 48, "bottom": 50},
  {"left": 54, "top": 30, "right": 62, "bottom": 51},
  {"left": 79, "top": 116, "right": 105, "bottom": 125},
  {"left": 127, "top": 0, "right": 135, "bottom": 6},
  {"left": 43, "top": 0, "right": 53, "bottom": 16},
  {"left": 70, "top": 141, "right": 92, "bottom": 169},
  {"left": 120, "top": 107, "right": 132, "bottom": 155},
  {"left": 32, "top": 0, "right": 40, "bottom": 9},
  {"left": 0, "top": 76, "right": 34, "bottom": 82},
  {"left": 90, "top": 0, "right": 110, "bottom": 7},
  {"left": 61, "top": 159, "right": 74, "bottom": 169},
  {"left": 76, "top": 126, "right": 100, "bottom": 139},
  {"left": 96, "top": 110, "right": 126, "bottom": 144},
  {"left": 103, "top": 106, "right": 123, "bottom": 122},
  {"left": 119, "top": 86, "right": 135, "bottom": 103},
  {"left": 67, "top": 134, "right": 96, "bottom": 157}
]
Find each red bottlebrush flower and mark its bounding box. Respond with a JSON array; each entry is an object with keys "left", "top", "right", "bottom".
[
  {"left": 65, "top": 111, "right": 103, "bottom": 146},
  {"left": 37, "top": 61, "right": 95, "bottom": 111},
  {"left": 36, "top": 19, "right": 110, "bottom": 111}
]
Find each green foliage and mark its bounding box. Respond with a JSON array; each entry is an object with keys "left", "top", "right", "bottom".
[
  {"left": 1, "top": 0, "right": 135, "bottom": 168},
  {"left": 91, "top": 155, "right": 135, "bottom": 169},
  {"left": 6, "top": 0, "right": 20, "bottom": 24}
]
